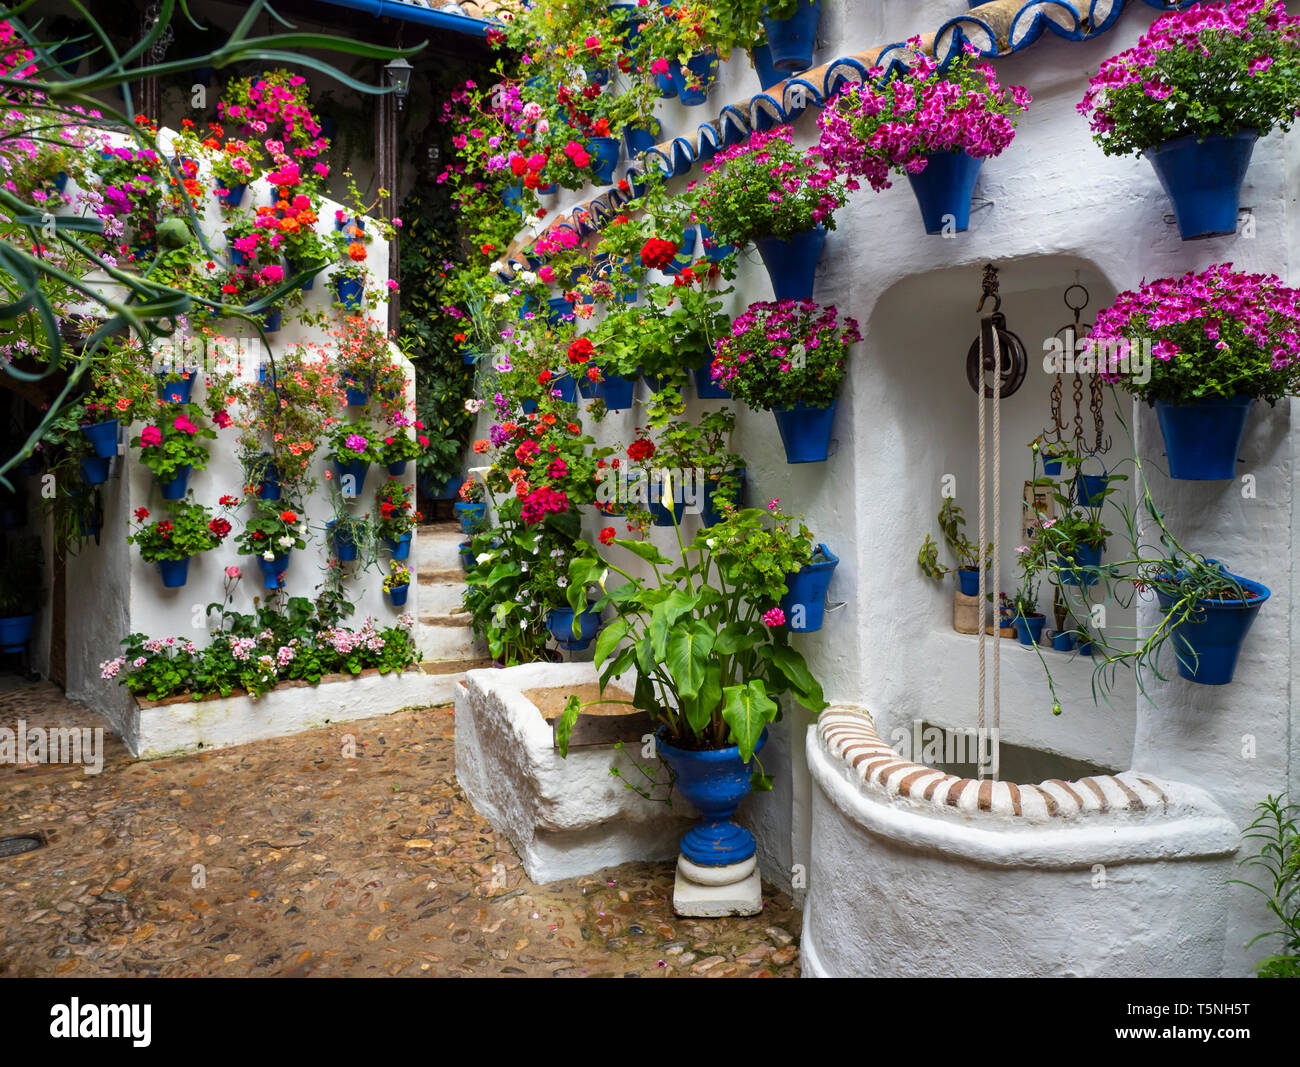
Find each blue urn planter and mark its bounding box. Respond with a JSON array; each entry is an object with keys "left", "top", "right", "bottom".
[
  {"left": 385, "top": 532, "right": 413, "bottom": 560},
  {"left": 957, "top": 567, "right": 981, "bottom": 597},
  {"left": 158, "top": 556, "right": 191, "bottom": 589},
  {"left": 81, "top": 419, "right": 119, "bottom": 459},
  {"left": 1059, "top": 543, "right": 1103, "bottom": 587},
  {"left": 158, "top": 464, "right": 192, "bottom": 500},
  {"left": 762, "top": 0, "right": 822, "bottom": 73},
  {"left": 772, "top": 399, "right": 836, "bottom": 463},
  {"left": 156, "top": 371, "right": 197, "bottom": 404},
  {"left": 257, "top": 551, "right": 291, "bottom": 590},
  {"left": 455, "top": 501, "right": 487, "bottom": 534},
  {"left": 656, "top": 728, "right": 768, "bottom": 866},
  {"left": 1013, "top": 614, "right": 1047, "bottom": 647},
  {"left": 694, "top": 358, "right": 731, "bottom": 400},
  {"left": 387, "top": 583, "right": 410, "bottom": 607},
  {"left": 1156, "top": 564, "right": 1269, "bottom": 685},
  {"left": 1154, "top": 394, "right": 1254, "bottom": 480},
  {"left": 907, "top": 151, "right": 983, "bottom": 234},
  {"left": 1143, "top": 130, "right": 1257, "bottom": 240},
  {"left": 79, "top": 456, "right": 110, "bottom": 486},
  {"left": 546, "top": 606, "right": 601, "bottom": 651},
  {"left": 780, "top": 544, "right": 838, "bottom": 632},
  {"left": 587, "top": 137, "right": 620, "bottom": 184},
  {"left": 754, "top": 225, "right": 825, "bottom": 301},
  {"left": 329, "top": 521, "right": 359, "bottom": 562},
  {"left": 333, "top": 458, "right": 369, "bottom": 497},
  {"left": 0, "top": 614, "right": 35, "bottom": 653}
]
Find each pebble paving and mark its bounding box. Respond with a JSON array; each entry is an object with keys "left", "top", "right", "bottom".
[{"left": 0, "top": 682, "right": 801, "bottom": 978}]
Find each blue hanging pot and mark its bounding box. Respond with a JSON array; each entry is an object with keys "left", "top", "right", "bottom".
[
  {"left": 0, "top": 614, "right": 35, "bottom": 653},
  {"left": 594, "top": 371, "right": 636, "bottom": 410},
  {"left": 772, "top": 399, "right": 836, "bottom": 463},
  {"left": 387, "top": 459, "right": 408, "bottom": 476},
  {"left": 749, "top": 43, "right": 785, "bottom": 91},
  {"left": 329, "top": 520, "right": 359, "bottom": 562},
  {"left": 257, "top": 551, "right": 291, "bottom": 590},
  {"left": 701, "top": 469, "right": 746, "bottom": 527},
  {"left": 1153, "top": 394, "right": 1254, "bottom": 480},
  {"left": 156, "top": 371, "right": 197, "bottom": 404},
  {"left": 587, "top": 137, "right": 621, "bottom": 184},
  {"left": 1075, "top": 472, "right": 1109, "bottom": 508},
  {"left": 698, "top": 223, "right": 734, "bottom": 263},
  {"left": 258, "top": 459, "right": 281, "bottom": 501},
  {"left": 656, "top": 728, "right": 768, "bottom": 866},
  {"left": 521, "top": 398, "right": 539, "bottom": 415},
  {"left": 1042, "top": 452, "right": 1064, "bottom": 476},
  {"left": 694, "top": 358, "right": 730, "bottom": 400},
  {"left": 79, "top": 456, "right": 110, "bottom": 486},
  {"left": 158, "top": 464, "right": 192, "bottom": 500},
  {"left": 762, "top": 0, "right": 822, "bottom": 73},
  {"left": 387, "top": 583, "right": 410, "bottom": 607},
  {"left": 649, "top": 488, "right": 686, "bottom": 528},
  {"left": 753, "top": 225, "right": 825, "bottom": 300},
  {"left": 623, "top": 123, "right": 660, "bottom": 157},
  {"left": 546, "top": 606, "right": 602, "bottom": 651},
  {"left": 333, "top": 276, "right": 364, "bottom": 309},
  {"left": 550, "top": 374, "right": 579, "bottom": 404},
  {"left": 906, "top": 151, "right": 984, "bottom": 234},
  {"left": 1058, "top": 543, "right": 1103, "bottom": 587},
  {"left": 215, "top": 179, "right": 247, "bottom": 208},
  {"left": 261, "top": 308, "right": 283, "bottom": 333},
  {"left": 1143, "top": 130, "right": 1257, "bottom": 240},
  {"left": 1013, "top": 613, "right": 1047, "bottom": 647},
  {"left": 385, "top": 532, "right": 413, "bottom": 560},
  {"left": 1052, "top": 631, "right": 1077, "bottom": 653},
  {"left": 333, "top": 458, "right": 369, "bottom": 497},
  {"left": 1155, "top": 564, "right": 1269, "bottom": 685},
  {"left": 780, "top": 544, "right": 838, "bottom": 632},
  {"left": 675, "top": 52, "right": 717, "bottom": 106},
  {"left": 345, "top": 386, "right": 370, "bottom": 406},
  {"left": 81, "top": 419, "right": 119, "bottom": 459},
  {"left": 957, "top": 567, "right": 981, "bottom": 597},
  {"left": 454, "top": 501, "right": 487, "bottom": 534},
  {"left": 502, "top": 183, "right": 524, "bottom": 214},
  {"left": 287, "top": 256, "right": 317, "bottom": 291},
  {"left": 157, "top": 556, "right": 191, "bottom": 589},
  {"left": 546, "top": 296, "right": 573, "bottom": 324},
  {"left": 422, "top": 474, "right": 464, "bottom": 501}
]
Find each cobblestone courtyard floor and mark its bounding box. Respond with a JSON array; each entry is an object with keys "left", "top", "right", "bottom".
[{"left": 0, "top": 682, "right": 801, "bottom": 978}]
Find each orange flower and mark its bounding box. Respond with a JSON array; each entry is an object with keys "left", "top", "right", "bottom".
[
  {"left": 347, "top": 242, "right": 367, "bottom": 262},
  {"left": 279, "top": 217, "right": 300, "bottom": 233},
  {"left": 514, "top": 480, "right": 531, "bottom": 497},
  {"left": 473, "top": 440, "right": 489, "bottom": 453},
  {"left": 508, "top": 467, "right": 526, "bottom": 482},
  {"left": 541, "top": 413, "right": 557, "bottom": 426}
]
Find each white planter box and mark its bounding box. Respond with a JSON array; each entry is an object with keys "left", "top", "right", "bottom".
[{"left": 454, "top": 661, "right": 695, "bottom": 884}]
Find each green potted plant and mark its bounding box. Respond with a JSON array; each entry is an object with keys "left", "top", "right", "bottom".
[
  {"left": 1233, "top": 794, "right": 1300, "bottom": 978},
  {"left": 711, "top": 299, "right": 860, "bottom": 463},
  {"left": 1078, "top": 0, "right": 1300, "bottom": 239},
  {"left": 373, "top": 476, "right": 419, "bottom": 558},
  {"left": 127, "top": 497, "right": 232, "bottom": 588},
  {"left": 327, "top": 421, "right": 385, "bottom": 498},
  {"left": 918, "top": 497, "right": 993, "bottom": 598},
  {"left": 132, "top": 411, "right": 217, "bottom": 499},
  {"left": 235, "top": 499, "right": 309, "bottom": 589},
  {"left": 383, "top": 561, "right": 411, "bottom": 607}
]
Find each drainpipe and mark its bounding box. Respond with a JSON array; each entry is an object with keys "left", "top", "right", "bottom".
[{"left": 312, "top": 0, "right": 492, "bottom": 38}]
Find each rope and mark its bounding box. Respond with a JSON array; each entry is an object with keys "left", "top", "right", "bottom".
[
  {"left": 976, "top": 315, "right": 1003, "bottom": 781},
  {"left": 976, "top": 325, "right": 987, "bottom": 750}
]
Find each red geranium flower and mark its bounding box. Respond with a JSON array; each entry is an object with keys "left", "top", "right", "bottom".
[
  {"left": 599, "top": 527, "right": 616, "bottom": 545},
  {"left": 640, "top": 237, "right": 678, "bottom": 271}
]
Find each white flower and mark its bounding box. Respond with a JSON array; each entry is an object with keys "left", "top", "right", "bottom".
[
  {"left": 706, "top": 539, "right": 716, "bottom": 549},
  {"left": 263, "top": 550, "right": 276, "bottom": 561},
  {"left": 519, "top": 270, "right": 537, "bottom": 286},
  {"left": 557, "top": 577, "right": 568, "bottom": 588},
  {"left": 523, "top": 213, "right": 540, "bottom": 227},
  {"left": 492, "top": 293, "right": 510, "bottom": 305},
  {"left": 465, "top": 398, "right": 483, "bottom": 414},
  {"left": 489, "top": 260, "right": 504, "bottom": 273},
  {"left": 278, "top": 536, "right": 294, "bottom": 548},
  {"left": 537, "top": 119, "right": 550, "bottom": 134},
  {"left": 476, "top": 552, "right": 493, "bottom": 564}
]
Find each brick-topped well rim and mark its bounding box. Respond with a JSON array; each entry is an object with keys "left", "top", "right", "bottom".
[{"left": 816, "top": 706, "right": 1173, "bottom": 821}]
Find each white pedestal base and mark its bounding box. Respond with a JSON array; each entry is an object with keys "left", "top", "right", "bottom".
[{"left": 672, "top": 855, "right": 762, "bottom": 917}]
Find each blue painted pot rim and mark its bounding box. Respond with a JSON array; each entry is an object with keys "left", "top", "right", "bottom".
[{"left": 655, "top": 725, "right": 768, "bottom": 763}]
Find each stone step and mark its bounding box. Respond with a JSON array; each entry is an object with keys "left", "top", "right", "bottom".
[
  {"left": 414, "top": 522, "right": 468, "bottom": 570},
  {"left": 418, "top": 568, "right": 465, "bottom": 585},
  {"left": 416, "top": 616, "right": 482, "bottom": 662},
  {"left": 418, "top": 657, "right": 494, "bottom": 705},
  {"left": 415, "top": 581, "right": 465, "bottom": 617}
]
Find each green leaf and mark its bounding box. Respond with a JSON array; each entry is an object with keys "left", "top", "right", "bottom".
[
  {"left": 556, "top": 694, "right": 581, "bottom": 758},
  {"left": 593, "top": 615, "right": 629, "bottom": 667},
  {"left": 721, "top": 681, "right": 778, "bottom": 762},
  {"left": 649, "top": 588, "right": 696, "bottom": 659},
  {"left": 614, "top": 538, "right": 671, "bottom": 567},
  {"left": 665, "top": 622, "right": 714, "bottom": 700},
  {"left": 714, "top": 620, "right": 759, "bottom": 656},
  {"left": 764, "top": 643, "right": 826, "bottom": 712}
]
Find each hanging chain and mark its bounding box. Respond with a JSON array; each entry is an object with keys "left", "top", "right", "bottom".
[
  {"left": 1071, "top": 370, "right": 1084, "bottom": 445},
  {"left": 1090, "top": 372, "right": 1110, "bottom": 454}
]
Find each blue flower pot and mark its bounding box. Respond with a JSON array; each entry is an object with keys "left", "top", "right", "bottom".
[
  {"left": 1042, "top": 453, "right": 1063, "bottom": 475},
  {"left": 215, "top": 179, "right": 247, "bottom": 208},
  {"left": 957, "top": 567, "right": 981, "bottom": 597},
  {"left": 0, "top": 614, "right": 34, "bottom": 653},
  {"left": 334, "top": 277, "right": 364, "bottom": 309},
  {"left": 1154, "top": 394, "right": 1254, "bottom": 480},
  {"left": 772, "top": 399, "right": 836, "bottom": 463},
  {"left": 81, "top": 419, "right": 119, "bottom": 459},
  {"left": 521, "top": 398, "right": 539, "bottom": 415},
  {"left": 502, "top": 183, "right": 524, "bottom": 214},
  {"left": 333, "top": 459, "right": 369, "bottom": 497},
  {"left": 228, "top": 245, "right": 250, "bottom": 266},
  {"left": 158, "top": 464, "right": 192, "bottom": 500},
  {"left": 1144, "top": 131, "right": 1257, "bottom": 240},
  {"left": 906, "top": 151, "right": 983, "bottom": 234},
  {"left": 698, "top": 223, "right": 734, "bottom": 263},
  {"left": 754, "top": 225, "right": 825, "bottom": 301},
  {"left": 157, "top": 556, "right": 190, "bottom": 589},
  {"left": 1075, "top": 472, "right": 1109, "bottom": 508},
  {"left": 463, "top": 349, "right": 479, "bottom": 365},
  {"left": 587, "top": 137, "right": 620, "bottom": 184},
  {"left": 762, "top": 0, "right": 822, "bottom": 73},
  {"left": 156, "top": 371, "right": 196, "bottom": 404},
  {"left": 455, "top": 502, "right": 487, "bottom": 534},
  {"left": 780, "top": 544, "right": 838, "bottom": 632},
  {"left": 459, "top": 540, "right": 475, "bottom": 570},
  {"left": 701, "top": 469, "right": 745, "bottom": 527},
  {"left": 1155, "top": 565, "right": 1269, "bottom": 685},
  {"left": 345, "top": 387, "right": 369, "bottom": 406},
  {"left": 1013, "top": 614, "right": 1046, "bottom": 647},
  {"left": 258, "top": 460, "right": 281, "bottom": 501},
  {"left": 1059, "top": 543, "right": 1103, "bottom": 587},
  {"left": 328, "top": 521, "right": 359, "bottom": 562},
  {"left": 546, "top": 606, "right": 602, "bottom": 651},
  {"left": 694, "top": 358, "right": 730, "bottom": 399},
  {"left": 551, "top": 374, "right": 579, "bottom": 404},
  {"left": 1078, "top": 640, "right": 1094, "bottom": 657},
  {"left": 261, "top": 308, "right": 283, "bottom": 333},
  {"left": 586, "top": 66, "right": 610, "bottom": 86},
  {"left": 79, "top": 456, "right": 110, "bottom": 485},
  {"left": 1052, "top": 631, "right": 1077, "bottom": 653},
  {"left": 623, "top": 122, "right": 660, "bottom": 157},
  {"left": 546, "top": 296, "right": 573, "bottom": 324},
  {"left": 656, "top": 728, "right": 768, "bottom": 866},
  {"left": 257, "top": 551, "right": 291, "bottom": 590},
  {"left": 387, "top": 460, "right": 408, "bottom": 476},
  {"left": 675, "top": 52, "right": 717, "bottom": 106},
  {"left": 649, "top": 488, "right": 686, "bottom": 528},
  {"left": 594, "top": 371, "right": 636, "bottom": 410},
  {"left": 422, "top": 474, "right": 464, "bottom": 501},
  {"left": 287, "top": 257, "right": 316, "bottom": 291},
  {"left": 387, "top": 583, "right": 410, "bottom": 607},
  {"left": 385, "top": 532, "right": 413, "bottom": 560},
  {"left": 662, "top": 226, "right": 696, "bottom": 276},
  {"left": 749, "top": 43, "right": 785, "bottom": 91}
]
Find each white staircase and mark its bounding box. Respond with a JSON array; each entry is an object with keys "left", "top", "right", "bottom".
[{"left": 413, "top": 520, "right": 491, "bottom": 702}]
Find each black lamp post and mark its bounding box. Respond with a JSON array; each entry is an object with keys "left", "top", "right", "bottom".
[{"left": 384, "top": 57, "right": 413, "bottom": 110}]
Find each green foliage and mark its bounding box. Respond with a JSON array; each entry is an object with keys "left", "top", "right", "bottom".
[
  {"left": 127, "top": 495, "right": 230, "bottom": 562},
  {"left": 918, "top": 497, "right": 993, "bottom": 581},
  {"left": 1232, "top": 794, "right": 1300, "bottom": 977}
]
